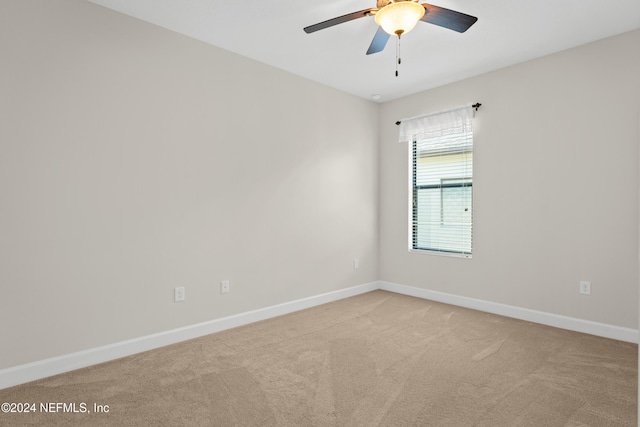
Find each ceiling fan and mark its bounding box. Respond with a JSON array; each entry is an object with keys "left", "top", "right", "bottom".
[{"left": 304, "top": 0, "right": 478, "bottom": 56}]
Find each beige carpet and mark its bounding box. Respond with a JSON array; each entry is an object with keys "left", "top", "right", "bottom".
[{"left": 0, "top": 290, "right": 636, "bottom": 426}]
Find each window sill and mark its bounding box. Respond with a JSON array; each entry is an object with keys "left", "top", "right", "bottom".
[{"left": 409, "top": 248, "right": 472, "bottom": 259}]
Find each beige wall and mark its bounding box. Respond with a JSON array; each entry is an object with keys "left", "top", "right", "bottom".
[
  {"left": 0, "top": 0, "right": 379, "bottom": 369},
  {"left": 379, "top": 29, "right": 640, "bottom": 329}
]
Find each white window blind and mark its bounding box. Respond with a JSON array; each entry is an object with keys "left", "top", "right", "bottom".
[{"left": 401, "top": 105, "right": 474, "bottom": 256}]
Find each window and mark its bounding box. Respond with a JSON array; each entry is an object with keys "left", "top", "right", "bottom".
[{"left": 401, "top": 106, "right": 474, "bottom": 257}]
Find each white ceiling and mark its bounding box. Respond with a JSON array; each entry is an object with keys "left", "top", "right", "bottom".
[{"left": 88, "top": 0, "right": 640, "bottom": 102}]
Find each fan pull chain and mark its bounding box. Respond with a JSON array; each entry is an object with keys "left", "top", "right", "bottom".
[{"left": 395, "top": 35, "right": 401, "bottom": 77}]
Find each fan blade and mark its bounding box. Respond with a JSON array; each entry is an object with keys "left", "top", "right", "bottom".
[
  {"left": 420, "top": 4, "right": 478, "bottom": 33},
  {"left": 366, "top": 26, "right": 391, "bottom": 55},
  {"left": 304, "top": 8, "right": 375, "bottom": 34}
]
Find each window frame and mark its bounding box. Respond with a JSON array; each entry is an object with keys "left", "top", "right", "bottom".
[{"left": 408, "top": 139, "right": 473, "bottom": 258}]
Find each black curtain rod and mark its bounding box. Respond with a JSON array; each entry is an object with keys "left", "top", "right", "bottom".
[{"left": 395, "top": 103, "right": 481, "bottom": 126}]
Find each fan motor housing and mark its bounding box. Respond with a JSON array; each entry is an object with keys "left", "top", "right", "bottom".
[{"left": 377, "top": 0, "right": 418, "bottom": 8}]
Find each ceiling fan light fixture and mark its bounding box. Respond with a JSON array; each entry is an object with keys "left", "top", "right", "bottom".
[{"left": 375, "top": 1, "right": 425, "bottom": 37}]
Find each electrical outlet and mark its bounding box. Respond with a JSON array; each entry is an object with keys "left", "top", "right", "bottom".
[
  {"left": 220, "top": 280, "right": 230, "bottom": 294},
  {"left": 579, "top": 281, "right": 591, "bottom": 295},
  {"left": 354, "top": 258, "right": 359, "bottom": 269},
  {"left": 174, "top": 287, "right": 185, "bottom": 302}
]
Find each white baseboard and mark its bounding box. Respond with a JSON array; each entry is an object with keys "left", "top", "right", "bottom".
[
  {"left": 379, "top": 281, "right": 639, "bottom": 344},
  {"left": 0, "top": 281, "right": 378, "bottom": 390},
  {"left": 2, "top": 280, "right": 636, "bottom": 390}
]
